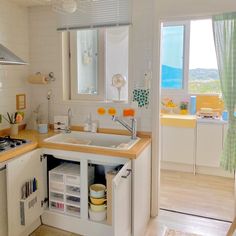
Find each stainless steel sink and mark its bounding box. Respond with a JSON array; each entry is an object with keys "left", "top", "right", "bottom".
[{"left": 44, "top": 131, "right": 140, "bottom": 150}]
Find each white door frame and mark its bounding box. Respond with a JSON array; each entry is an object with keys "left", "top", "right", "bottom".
[
  {"left": 150, "top": 0, "right": 161, "bottom": 217},
  {"left": 151, "top": 11, "right": 236, "bottom": 218}
]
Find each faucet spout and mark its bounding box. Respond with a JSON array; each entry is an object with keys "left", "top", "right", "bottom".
[
  {"left": 65, "top": 108, "right": 72, "bottom": 133},
  {"left": 112, "top": 116, "right": 137, "bottom": 140}
]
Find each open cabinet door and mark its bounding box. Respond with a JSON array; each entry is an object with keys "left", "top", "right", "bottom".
[
  {"left": 7, "top": 149, "right": 46, "bottom": 236},
  {"left": 113, "top": 161, "right": 132, "bottom": 236}
]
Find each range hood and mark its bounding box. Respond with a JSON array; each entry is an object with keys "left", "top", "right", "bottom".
[{"left": 0, "top": 44, "right": 27, "bottom": 65}]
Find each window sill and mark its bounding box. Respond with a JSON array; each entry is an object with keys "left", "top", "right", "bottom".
[{"left": 61, "top": 99, "right": 131, "bottom": 107}]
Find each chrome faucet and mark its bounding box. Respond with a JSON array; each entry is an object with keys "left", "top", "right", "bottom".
[
  {"left": 112, "top": 116, "right": 137, "bottom": 140},
  {"left": 65, "top": 108, "right": 72, "bottom": 133}
]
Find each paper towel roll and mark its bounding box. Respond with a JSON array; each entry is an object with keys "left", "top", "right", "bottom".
[{"left": 28, "top": 74, "right": 48, "bottom": 84}]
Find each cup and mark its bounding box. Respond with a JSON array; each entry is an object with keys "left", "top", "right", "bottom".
[
  {"left": 38, "top": 124, "right": 48, "bottom": 134},
  {"left": 10, "top": 124, "right": 18, "bottom": 136}
]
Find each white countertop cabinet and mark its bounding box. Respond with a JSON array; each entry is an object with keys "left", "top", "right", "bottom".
[
  {"left": 6, "top": 145, "right": 151, "bottom": 236},
  {"left": 196, "top": 123, "right": 223, "bottom": 167},
  {"left": 161, "top": 126, "right": 196, "bottom": 165}
]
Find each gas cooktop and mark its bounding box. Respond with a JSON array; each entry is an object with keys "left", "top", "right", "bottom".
[{"left": 0, "top": 136, "right": 30, "bottom": 153}]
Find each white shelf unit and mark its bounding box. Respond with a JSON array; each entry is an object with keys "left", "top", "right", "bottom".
[{"left": 49, "top": 162, "right": 93, "bottom": 218}]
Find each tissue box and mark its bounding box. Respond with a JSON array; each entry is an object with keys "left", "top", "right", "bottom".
[{"left": 54, "top": 116, "right": 68, "bottom": 131}]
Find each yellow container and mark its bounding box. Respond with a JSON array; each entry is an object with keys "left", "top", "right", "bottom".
[{"left": 90, "top": 197, "right": 106, "bottom": 205}]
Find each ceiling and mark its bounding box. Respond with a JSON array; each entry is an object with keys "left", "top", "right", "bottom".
[{"left": 10, "top": 0, "right": 50, "bottom": 7}]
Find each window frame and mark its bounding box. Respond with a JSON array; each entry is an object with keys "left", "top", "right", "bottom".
[
  {"left": 68, "top": 26, "right": 130, "bottom": 102},
  {"left": 161, "top": 18, "right": 220, "bottom": 96},
  {"left": 161, "top": 20, "right": 190, "bottom": 96}
]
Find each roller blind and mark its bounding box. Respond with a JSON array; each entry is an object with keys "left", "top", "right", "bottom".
[{"left": 57, "top": 0, "right": 132, "bottom": 31}]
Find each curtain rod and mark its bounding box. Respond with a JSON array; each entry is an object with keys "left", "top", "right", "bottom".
[{"left": 57, "top": 23, "right": 131, "bottom": 31}]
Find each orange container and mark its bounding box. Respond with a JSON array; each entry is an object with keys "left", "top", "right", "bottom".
[
  {"left": 123, "top": 109, "right": 135, "bottom": 117},
  {"left": 108, "top": 108, "right": 117, "bottom": 116},
  {"left": 97, "top": 107, "right": 106, "bottom": 115}
]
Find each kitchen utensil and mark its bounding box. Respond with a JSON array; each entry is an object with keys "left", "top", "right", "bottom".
[
  {"left": 90, "top": 184, "right": 106, "bottom": 198},
  {"left": 89, "top": 203, "right": 106, "bottom": 212},
  {"left": 89, "top": 209, "right": 107, "bottom": 222},
  {"left": 90, "top": 197, "right": 106, "bottom": 205}
]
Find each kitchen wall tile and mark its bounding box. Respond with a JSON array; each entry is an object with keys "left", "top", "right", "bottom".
[{"left": 0, "top": 0, "right": 30, "bottom": 129}]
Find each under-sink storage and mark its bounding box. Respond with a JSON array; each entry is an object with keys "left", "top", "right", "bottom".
[
  {"left": 48, "top": 162, "right": 94, "bottom": 216},
  {"left": 6, "top": 149, "right": 133, "bottom": 236}
]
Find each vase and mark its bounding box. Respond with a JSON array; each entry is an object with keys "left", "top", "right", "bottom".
[
  {"left": 180, "top": 109, "right": 188, "bottom": 115},
  {"left": 10, "top": 124, "right": 18, "bottom": 136}
]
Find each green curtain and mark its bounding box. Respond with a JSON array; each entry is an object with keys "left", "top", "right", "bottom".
[{"left": 212, "top": 12, "right": 236, "bottom": 172}]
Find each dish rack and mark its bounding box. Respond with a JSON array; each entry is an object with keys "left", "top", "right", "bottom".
[{"left": 49, "top": 163, "right": 94, "bottom": 217}]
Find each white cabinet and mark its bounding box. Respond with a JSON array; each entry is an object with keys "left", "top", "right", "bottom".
[
  {"left": 6, "top": 148, "right": 144, "bottom": 236},
  {"left": 7, "top": 149, "right": 46, "bottom": 236},
  {"left": 0, "top": 164, "right": 7, "bottom": 236},
  {"left": 161, "top": 126, "right": 196, "bottom": 165},
  {"left": 196, "top": 123, "right": 223, "bottom": 167}
]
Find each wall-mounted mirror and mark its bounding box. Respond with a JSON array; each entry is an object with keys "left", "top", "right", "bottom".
[{"left": 68, "top": 26, "right": 129, "bottom": 101}]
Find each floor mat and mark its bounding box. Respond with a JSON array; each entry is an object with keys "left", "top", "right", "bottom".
[{"left": 165, "top": 229, "right": 202, "bottom": 236}]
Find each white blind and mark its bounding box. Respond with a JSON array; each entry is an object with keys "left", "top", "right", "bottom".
[{"left": 57, "top": 0, "right": 132, "bottom": 30}]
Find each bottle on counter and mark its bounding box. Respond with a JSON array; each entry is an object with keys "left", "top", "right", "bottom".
[
  {"left": 84, "top": 113, "right": 92, "bottom": 132},
  {"left": 190, "top": 96, "right": 196, "bottom": 115}
]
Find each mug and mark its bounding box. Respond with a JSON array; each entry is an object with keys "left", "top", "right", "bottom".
[{"left": 38, "top": 124, "right": 48, "bottom": 134}]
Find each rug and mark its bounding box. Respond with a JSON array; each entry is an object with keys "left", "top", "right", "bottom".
[{"left": 165, "top": 229, "right": 202, "bottom": 236}]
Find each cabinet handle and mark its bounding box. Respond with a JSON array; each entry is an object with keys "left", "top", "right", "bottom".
[
  {"left": 0, "top": 166, "right": 6, "bottom": 171},
  {"left": 122, "top": 169, "right": 132, "bottom": 178}
]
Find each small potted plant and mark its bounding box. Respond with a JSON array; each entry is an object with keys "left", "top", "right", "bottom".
[
  {"left": 161, "top": 98, "right": 177, "bottom": 114},
  {"left": 3, "top": 112, "right": 23, "bottom": 136},
  {"left": 179, "top": 100, "right": 189, "bottom": 115}
]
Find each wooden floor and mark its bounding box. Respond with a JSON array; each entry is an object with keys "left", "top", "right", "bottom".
[
  {"left": 145, "top": 210, "right": 231, "bottom": 236},
  {"left": 160, "top": 170, "right": 234, "bottom": 221},
  {"left": 30, "top": 225, "right": 80, "bottom": 236},
  {"left": 32, "top": 210, "right": 231, "bottom": 236}
]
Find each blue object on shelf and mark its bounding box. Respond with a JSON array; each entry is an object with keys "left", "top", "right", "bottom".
[
  {"left": 222, "top": 111, "right": 228, "bottom": 121},
  {"left": 190, "top": 96, "right": 196, "bottom": 115}
]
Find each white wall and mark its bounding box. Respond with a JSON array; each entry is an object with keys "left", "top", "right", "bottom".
[
  {"left": 28, "top": 0, "right": 153, "bottom": 132},
  {"left": 157, "top": 0, "right": 236, "bottom": 19},
  {"left": 0, "top": 0, "right": 30, "bottom": 129}
]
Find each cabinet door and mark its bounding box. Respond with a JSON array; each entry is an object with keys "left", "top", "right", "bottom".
[
  {"left": 0, "top": 166, "right": 7, "bottom": 236},
  {"left": 162, "top": 126, "right": 195, "bottom": 164},
  {"left": 113, "top": 161, "right": 131, "bottom": 236},
  {"left": 196, "top": 123, "right": 223, "bottom": 167},
  {"left": 7, "top": 149, "right": 45, "bottom": 236}
]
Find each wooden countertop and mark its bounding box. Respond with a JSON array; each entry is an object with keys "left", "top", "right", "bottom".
[{"left": 0, "top": 129, "right": 151, "bottom": 163}]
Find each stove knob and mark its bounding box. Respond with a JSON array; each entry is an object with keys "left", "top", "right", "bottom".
[
  {"left": 16, "top": 142, "right": 22, "bottom": 146},
  {"left": 22, "top": 140, "right": 27, "bottom": 144},
  {"left": 10, "top": 144, "right": 16, "bottom": 148}
]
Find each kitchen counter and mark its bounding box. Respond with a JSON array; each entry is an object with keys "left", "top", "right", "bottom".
[
  {"left": 0, "top": 129, "right": 151, "bottom": 163},
  {"left": 161, "top": 114, "right": 196, "bottom": 128},
  {"left": 161, "top": 113, "right": 228, "bottom": 127}
]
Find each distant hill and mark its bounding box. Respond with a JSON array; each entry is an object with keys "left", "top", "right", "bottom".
[{"left": 189, "top": 68, "right": 219, "bottom": 81}]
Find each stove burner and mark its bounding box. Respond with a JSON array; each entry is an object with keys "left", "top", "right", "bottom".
[{"left": 0, "top": 136, "right": 29, "bottom": 152}]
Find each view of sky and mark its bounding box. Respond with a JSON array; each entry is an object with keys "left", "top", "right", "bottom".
[{"left": 189, "top": 19, "right": 218, "bottom": 69}]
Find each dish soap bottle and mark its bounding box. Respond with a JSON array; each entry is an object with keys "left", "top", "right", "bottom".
[{"left": 84, "top": 113, "right": 92, "bottom": 132}]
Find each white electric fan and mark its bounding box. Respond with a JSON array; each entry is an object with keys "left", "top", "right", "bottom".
[{"left": 112, "top": 74, "right": 126, "bottom": 102}]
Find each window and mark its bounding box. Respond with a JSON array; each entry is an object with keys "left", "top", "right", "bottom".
[
  {"left": 161, "top": 25, "right": 185, "bottom": 90},
  {"left": 161, "top": 19, "right": 220, "bottom": 94},
  {"left": 69, "top": 26, "right": 129, "bottom": 101}
]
